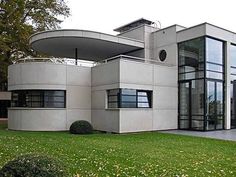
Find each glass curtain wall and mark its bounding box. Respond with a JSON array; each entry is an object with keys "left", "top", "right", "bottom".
[
  {"left": 178, "top": 37, "right": 224, "bottom": 131},
  {"left": 230, "top": 44, "right": 236, "bottom": 128}
]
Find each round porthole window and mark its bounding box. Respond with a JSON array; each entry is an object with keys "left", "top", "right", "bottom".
[{"left": 159, "top": 50, "right": 167, "bottom": 62}]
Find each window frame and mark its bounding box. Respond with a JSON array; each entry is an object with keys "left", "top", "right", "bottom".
[
  {"left": 107, "top": 88, "right": 152, "bottom": 109},
  {"left": 11, "top": 90, "right": 66, "bottom": 108}
]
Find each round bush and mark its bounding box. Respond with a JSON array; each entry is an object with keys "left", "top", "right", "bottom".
[
  {"left": 0, "top": 154, "right": 67, "bottom": 177},
  {"left": 70, "top": 120, "right": 93, "bottom": 134}
]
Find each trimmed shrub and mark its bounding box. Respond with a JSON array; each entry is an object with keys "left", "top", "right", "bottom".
[
  {"left": 70, "top": 120, "right": 93, "bottom": 134},
  {"left": 0, "top": 154, "right": 67, "bottom": 177}
]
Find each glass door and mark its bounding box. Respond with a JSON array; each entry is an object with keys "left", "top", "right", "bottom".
[
  {"left": 231, "top": 82, "right": 236, "bottom": 128},
  {"left": 179, "top": 79, "right": 205, "bottom": 130},
  {"left": 206, "top": 80, "right": 224, "bottom": 130}
]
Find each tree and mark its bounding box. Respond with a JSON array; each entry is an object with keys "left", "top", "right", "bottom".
[{"left": 0, "top": 0, "right": 70, "bottom": 85}]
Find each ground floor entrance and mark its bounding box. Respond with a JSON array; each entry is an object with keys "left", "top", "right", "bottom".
[{"left": 179, "top": 79, "right": 224, "bottom": 131}]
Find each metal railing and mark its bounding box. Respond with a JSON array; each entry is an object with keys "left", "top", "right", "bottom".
[
  {"left": 97, "top": 54, "right": 175, "bottom": 67},
  {"left": 14, "top": 58, "right": 96, "bottom": 67},
  {"left": 14, "top": 55, "right": 175, "bottom": 67},
  {"left": 14, "top": 58, "right": 65, "bottom": 64}
]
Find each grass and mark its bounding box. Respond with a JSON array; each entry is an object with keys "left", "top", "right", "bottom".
[{"left": 0, "top": 124, "right": 236, "bottom": 177}]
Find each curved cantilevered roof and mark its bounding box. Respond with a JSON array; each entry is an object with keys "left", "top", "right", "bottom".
[{"left": 29, "top": 29, "right": 144, "bottom": 61}]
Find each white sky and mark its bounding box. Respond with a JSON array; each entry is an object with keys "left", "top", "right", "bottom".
[{"left": 62, "top": 0, "right": 236, "bottom": 35}]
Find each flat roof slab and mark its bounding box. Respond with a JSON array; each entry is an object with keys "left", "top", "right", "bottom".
[{"left": 30, "top": 30, "right": 144, "bottom": 61}]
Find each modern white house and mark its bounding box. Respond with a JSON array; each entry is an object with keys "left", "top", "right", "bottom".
[{"left": 7, "top": 18, "right": 236, "bottom": 132}]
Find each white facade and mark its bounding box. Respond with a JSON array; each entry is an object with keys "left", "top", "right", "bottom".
[
  {"left": 8, "top": 63, "right": 91, "bottom": 131},
  {"left": 7, "top": 18, "right": 236, "bottom": 132},
  {"left": 91, "top": 59, "right": 177, "bottom": 133}
]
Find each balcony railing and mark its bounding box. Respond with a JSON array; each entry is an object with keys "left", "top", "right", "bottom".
[
  {"left": 14, "top": 58, "right": 96, "bottom": 67},
  {"left": 97, "top": 55, "right": 175, "bottom": 67},
  {"left": 14, "top": 55, "right": 175, "bottom": 67},
  {"left": 15, "top": 58, "right": 65, "bottom": 64}
]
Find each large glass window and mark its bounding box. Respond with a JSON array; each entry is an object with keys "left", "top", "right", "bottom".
[
  {"left": 107, "top": 89, "right": 152, "bottom": 108},
  {"left": 11, "top": 90, "right": 66, "bottom": 108},
  {"left": 206, "top": 81, "right": 224, "bottom": 130},
  {"left": 179, "top": 37, "right": 205, "bottom": 81},
  {"left": 230, "top": 44, "right": 236, "bottom": 128},
  {"left": 206, "top": 38, "right": 224, "bottom": 80},
  {"left": 178, "top": 37, "right": 224, "bottom": 131}
]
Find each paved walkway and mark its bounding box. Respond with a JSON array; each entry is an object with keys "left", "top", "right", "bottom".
[{"left": 161, "top": 129, "right": 236, "bottom": 141}]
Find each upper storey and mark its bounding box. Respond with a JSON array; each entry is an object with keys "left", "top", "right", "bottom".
[
  {"left": 29, "top": 18, "right": 236, "bottom": 64},
  {"left": 29, "top": 30, "right": 144, "bottom": 61}
]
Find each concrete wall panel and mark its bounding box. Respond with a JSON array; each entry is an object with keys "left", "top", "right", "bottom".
[
  {"left": 118, "top": 26, "right": 145, "bottom": 41},
  {"left": 92, "top": 110, "right": 119, "bottom": 133},
  {"left": 20, "top": 63, "right": 66, "bottom": 85},
  {"left": 92, "top": 90, "right": 106, "bottom": 109},
  {"left": 205, "top": 24, "right": 234, "bottom": 42},
  {"left": 67, "top": 86, "right": 91, "bottom": 109},
  {"left": 92, "top": 60, "right": 119, "bottom": 86},
  {"left": 67, "top": 65, "right": 91, "bottom": 86},
  {"left": 177, "top": 24, "right": 205, "bottom": 43},
  {"left": 119, "top": 109, "right": 153, "bottom": 133},
  {"left": 154, "top": 65, "right": 177, "bottom": 86},
  {"left": 152, "top": 26, "right": 177, "bottom": 48},
  {"left": 153, "top": 86, "right": 177, "bottom": 109},
  {"left": 8, "top": 63, "right": 67, "bottom": 90},
  {"left": 120, "top": 60, "right": 153, "bottom": 85},
  {"left": 8, "top": 109, "right": 66, "bottom": 131},
  {"left": 153, "top": 109, "right": 177, "bottom": 130}
]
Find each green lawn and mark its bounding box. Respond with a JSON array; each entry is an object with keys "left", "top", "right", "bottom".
[{"left": 0, "top": 124, "right": 236, "bottom": 177}]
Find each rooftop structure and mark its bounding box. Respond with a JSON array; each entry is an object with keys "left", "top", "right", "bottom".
[{"left": 114, "top": 18, "right": 154, "bottom": 33}]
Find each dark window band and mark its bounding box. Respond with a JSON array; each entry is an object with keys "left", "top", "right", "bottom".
[
  {"left": 107, "top": 88, "right": 152, "bottom": 108},
  {"left": 11, "top": 90, "right": 66, "bottom": 108}
]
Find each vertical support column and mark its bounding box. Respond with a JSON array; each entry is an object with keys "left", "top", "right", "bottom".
[
  {"left": 225, "top": 42, "right": 231, "bottom": 129},
  {"left": 75, "top": 48, "right": 78, "bottom": 65}
]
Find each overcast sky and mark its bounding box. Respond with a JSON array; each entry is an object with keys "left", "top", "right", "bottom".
[{"left": 62, "top": 0, "right": 236, "bottom": 35}]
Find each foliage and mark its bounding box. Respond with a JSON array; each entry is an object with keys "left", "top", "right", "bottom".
[
  {"left": 0, "top": 154, "right": 67, "bottom": 177},
  {"left": 0, "top": 0, "right": 70, "bottom": 83},
  {"left": 0, "top": 125, "right": 236, "bottom": 176},
  {"left": 70, "top": 120, "right": 93, "bottom": 134}
]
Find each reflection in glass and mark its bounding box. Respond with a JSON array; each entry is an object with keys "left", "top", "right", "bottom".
[
  {"left": 179, "top": 117, "right": 189, "bottom": 129},
  {"left": 230, "top": 45, "right": 236, "bottom": 128},
  {"left": 191, "top": 80, "right": 204, "bottom": 115},
  {"left": 179, "top": 82, "right": 189, "bottom": 115},
  {"left": 216, "top": 82, "right": 223, "bottom": 114},
  {"left": 107, "top": 89, "right": 152, "bottom": 108},
  {"left": 11, "top": 90, "right": 65, "bottom": 108},
  {"left": 206, "top": 63, "right": 223, "bottom": 72},
  {"left": 207, "top": 81, "right": 215, "bottom": 115},
  {"left": 179, "top": 37, "right": 204, "bottom": 67},
  {"left": 121, "top": 95, "right": 136, "bottom": 102},
  {"left": 206, "top": 38, "right": 223, "bottom": 64},
  {"left": 206, "top": 71, "right": 223, "bottom": 80},
  {"left": 231, "top": 45, "right": 236, "bottom": 67},
  {"left": 231, "top": 82, "right": 236, "bottom": 128},
  {"left": 191, "top": 120, "right": 204, "bottom": 130}
]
